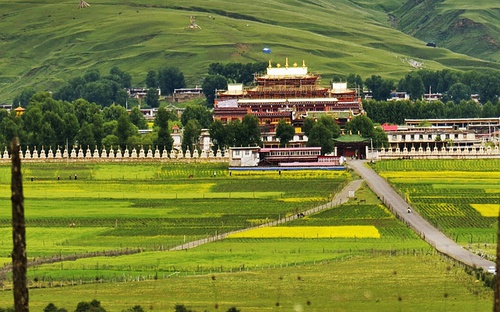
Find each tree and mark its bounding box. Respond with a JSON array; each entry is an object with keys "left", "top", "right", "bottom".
[
  {"left": 202, "top": 75, "right": 228, "bottom": 107},
  {"left": 345, "top": 115, "right": 375, "bottom": 138},
  {"left": 76, "top": 121, "right": 95, "bottom": 149},
  {"left": 181, "top": 105, "right": 213, "bottom": 128},
  {"left": 145, "top": 70, "right": 158, "bottom": 88},
  {"left": 103, "top": 104, "right": 127, "bottom": 122},
  {"left": 109, "top": 66, "right": 132, "bottom": 88},
  {"left": 317, "top": 115, "right": 340, "bottom": 138},
  {"left": 209, "top": 119, "right": 228, "bottom": 152},
  {"left": 157, "top": 67, "right": 186, "bottom": 96},
  {"left": 241, "top": 114, "right": 261, "bottom": 146},
  {"left": 114, "top": 112, "right": 137, "bottom": 149},
  {"left": 275, "top": 119, "right": 295, "bottom": 147},
  {"left": 129, "top": 107, "right": 148, "bottom": 129},
  {"left": 153, "top": 107, "right": 173, "bottom": 152},
  {"left": 44, "top": 303, "right": 67, "bottom": 312},
  {"left": 145, "top": 88, "right": 160, "bottom": 108},
  {"left": 181, "top": 119, "right": 201, "bottom": 153},
  {"left": 372, "top": 126, "right": 389, "bottom": 148},
  {"left": 365, "top": 75, "right": 394, "bottom": 101},
  {"left": 12, "top": 88, "right": 36, "bottom": 108},
  {"left": 447, "top": 83, "right": 471, "bottom": 104},
  {"left": 301, "top": 117, "right": 315, "bottom": 137},
  {"left": 75, "top": 299, "right": 106, "bottom": 312},
  {"left": 306, "top": 123, "right": 334, "bottom": 155}
]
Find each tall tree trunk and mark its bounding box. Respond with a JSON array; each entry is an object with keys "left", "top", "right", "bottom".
[{"left": 11, "top": 137, "right": 29, "bottom": 312}]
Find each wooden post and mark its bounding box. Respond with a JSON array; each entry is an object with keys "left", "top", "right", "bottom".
[
  {"left": 11, "top": 137, "right": 29, "bottom": 312},
  {"left": 495, "top": 208, "right": 500, "bottom": 311}
]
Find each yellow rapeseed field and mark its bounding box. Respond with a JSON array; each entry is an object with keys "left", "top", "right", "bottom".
[
  {"left": 470, "top": 204, "right": 500, "bottom": 217},
  {"left": 227, "top": 226, "right": 380, "bottom": 239}
]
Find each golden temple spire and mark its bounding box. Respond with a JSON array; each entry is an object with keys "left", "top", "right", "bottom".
[
  {"left": 268, "top": 60, "right": 272, "bottom": 68},
  {"left": 285, "top": 58, "right": 289, "bottom": 68},
  {"left": 302, "top": 60, "right": 306, "bottom": 68}
]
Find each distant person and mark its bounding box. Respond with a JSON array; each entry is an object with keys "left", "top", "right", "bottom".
[
  {"left": 74, "top": 174, "right": 78, "bottom": 180},
  {"left": 407, "top": 207, "right": 411, "bottom": 213}
]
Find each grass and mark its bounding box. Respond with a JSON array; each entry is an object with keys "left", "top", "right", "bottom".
[
  {"left": 0, "top": 0, "right": 499, "bottom": 102},
  {"left": 372, "top": 159, "right": 500, "bottom": 257},
  {"left": 0, "top": 255, "right": 492, "bottom": 311},
  {"left": 0, "top": 161, "right": 494, "bottom": 310}
]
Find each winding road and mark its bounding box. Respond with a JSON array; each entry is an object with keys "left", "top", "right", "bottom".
[{"left": 348, "top": 159, "right": 495, "bottom": 271}]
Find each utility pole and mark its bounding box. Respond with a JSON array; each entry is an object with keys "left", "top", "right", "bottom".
[{"left": 11, "top": 137, "right": 29, "bottom": 312}]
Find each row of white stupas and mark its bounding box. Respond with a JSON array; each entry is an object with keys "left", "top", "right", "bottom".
[
  {"left": 1, "top": 146, "right": 229, "bottom": 161},
  {"left": 377, "top": 145, "right": 500, "bottom": 159}
]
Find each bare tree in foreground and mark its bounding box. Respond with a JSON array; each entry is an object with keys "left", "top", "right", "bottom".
[{"left": 11, "top": 137, "right": 29, "bottom": 311}]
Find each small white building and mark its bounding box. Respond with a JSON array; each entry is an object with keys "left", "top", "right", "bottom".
[{"left": 229, "top": 147, "right": 260, "bottom": 167}]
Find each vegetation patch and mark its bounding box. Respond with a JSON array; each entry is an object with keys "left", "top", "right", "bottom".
[
  {"left": 471, "top": 204, "right": 500, "bottom": 217},
  {"left": 227, "top": 226, "right": 381, "bottom": 239}
]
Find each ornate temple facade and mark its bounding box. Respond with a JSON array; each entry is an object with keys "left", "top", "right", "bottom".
[{"left": 213, "top": 59, "right": 364, "bottom": 147}]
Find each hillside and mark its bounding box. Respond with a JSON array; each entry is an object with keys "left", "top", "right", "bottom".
[
  {"left": 391, "top": 0, "right": 500, "bottom": 62},
  {"left": 0, "top": 0, "right": 499, "bottom": 103}
]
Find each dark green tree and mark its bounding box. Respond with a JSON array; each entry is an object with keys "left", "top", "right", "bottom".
[
  {"left": 306, "top": 123, "right": 334, "bottom": 155},
  {"left": 158, "top": 67, "right": 186, "bottom": 96},
  {"left": 209, "top": 119, "right": 228, "bottom": 152},
  {"left": 318, "top": 115, "right": 340, "bottom": 138},
  {"left": 129, "top": 107, "right": 148, "bottom": 129},
  {"left": 372, "top": 126, "right": 389, "bottom": 148},
  {"left": 275, "top": 119, "right": 295, "bottom": 147},
  {"left": 114, "top": 112, "right": 137, "bottom": 149},
  {"left": 43, "top": 303, "right": 67, "bottom": 312},
  {"left": 109, "top": 66, "right": 132, "bottom": 88},
  {"left": 241, "top": 114, "right": 261, "bottom": 146},
  {"left": 202, "top": 75, "right": 228, "bottom": 107},
  {"left": 365, "top": 75, "right": 394, "bottom": 101},
  {"left": 145, "top": 70, "right": 158, "bottom": 88},
  {"left": 345, "top": 115, "right": 375, "bottom": 138},
  {"left": 181, "top": 105, "right": 213, "bottom": 128},
  {"left": 181, "top": 119, "right": 201, "bottom": 153},
  {"left": 103, "top": 104, "right": 128, "bottom": 122},
  {"left": 74, "top": 299, "right": 106, "bottom": 312},
  {"left": 145, "top": 88, "right": 160, "bottom": 108},
  {"left": 153, "top": 107, "right": 174, "bottom": 152},
  {"left": 12, "top": 88, "right": 36, "bottom": 108},
  {"left": 301, "top": 117, "right": 315, "bottom": 137},
  {"left": 447, "top": 83, "right": 471, "bottom": 104},
  {"left": 76, "top": 121, "right": 95, "bottom": 149}
]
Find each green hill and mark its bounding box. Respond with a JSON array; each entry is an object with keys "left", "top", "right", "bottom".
[
  {"left": 392, "top": 0, "right": 500, "bottom": 62},
  {"left": 0, "top": 0, "right": 498, "bottom": 103}
]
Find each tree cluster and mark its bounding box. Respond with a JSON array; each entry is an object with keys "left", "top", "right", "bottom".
[
  {"left": 209, "top": 115, "right": 262, "bottom": 152},
  {"left": 145, "top": 67, "right": 186, "bottom": 96},
  {"left": 364, "top": 98, "right": 500, "bottom": 125},
  {"left": 357, "top": 69, "right": 500, "bottom": 104},
  {"left": 53, "top": 67, "right": 131, "bottom": 107},
  {"left": 0, "top": 92, "right": 178, "bottom": 153}
]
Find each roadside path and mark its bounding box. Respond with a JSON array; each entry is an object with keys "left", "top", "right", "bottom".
[
  {"left": 169, "top": 179, "right": 364, "bottom": 251},
  {"left": 348, "top": 160, "right": 494, "bottom": 271}
]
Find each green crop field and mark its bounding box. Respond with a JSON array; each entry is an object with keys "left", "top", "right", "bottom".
[
  {"left": 373, "top": 159, "right": 500, "bottom": 259},
  {"left": 0, "top": 0, "right": 498, "bottom": 102},
  {"left": 0, "top": 161, "right": 495, "bottom": 311}
]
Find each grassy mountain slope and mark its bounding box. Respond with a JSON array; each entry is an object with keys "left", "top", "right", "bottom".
[
  {"left": 392, "top": 0, "right": 499, "bottom": 62},
  {"left": 0, "top": 0, "right": 498, "bottom": 103}
]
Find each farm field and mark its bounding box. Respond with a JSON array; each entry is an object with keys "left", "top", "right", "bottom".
[
  {"left": 0, "top": 161, "right": 494, "bottom": 310},
  {"left": 373, "top": 159, "right": 500, "bottom": 258}
]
